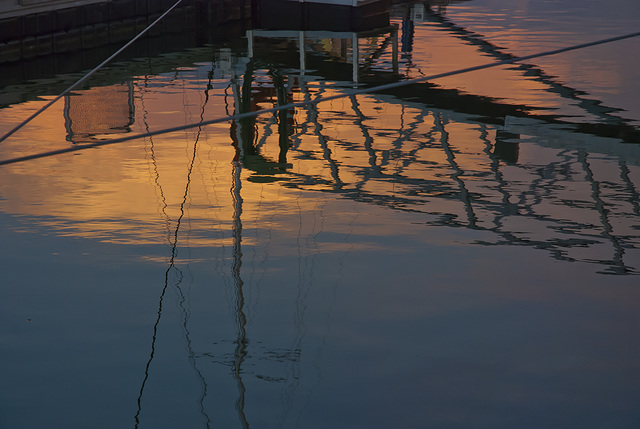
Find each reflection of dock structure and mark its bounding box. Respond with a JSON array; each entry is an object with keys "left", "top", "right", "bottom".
[
  {"left": 212, "top": 2, "right": 640, "bottom": 275},
  {"left": 247, "top": 27, "right": 399, "bottom": 84},
  {"left": 64, "top": 83, "right": 135, "bottom": 144},
  {"left": 201, "top": 47, "right": 640, "bottom": 277},
  {"left": 244, "top": 90, "right": 640, "bottom": 274}
]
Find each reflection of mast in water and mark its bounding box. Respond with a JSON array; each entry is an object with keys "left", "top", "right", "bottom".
[
  {"left": 230, "top": 155, "right": 250, "bottom": 429},
  {"left": 135, "top": 64, "right": 213, "bottom": 427},
  {"left": 227, "top": 59, "right": 314, "bottom": 428},
  {"left": 140, "top": 76, "right": 171, "bottom": 242},
  {"left": 377, "top": 103, "right": 429, "bottom": 178},
  {"left": 174, "top": 66, "right": 217, "bottom": 428},
  {"left": 229, "top": 63, "right": 252, "bottom": 429},
  {"left": 134, "top": 114, "right": 200, "bottom": 429}
]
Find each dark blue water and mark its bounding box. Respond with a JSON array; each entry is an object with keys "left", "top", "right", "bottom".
[{"left": 1, "top": 1, "right": 639, "bottom": 427}]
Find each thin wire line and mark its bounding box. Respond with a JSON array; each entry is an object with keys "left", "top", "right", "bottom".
[
  {"left": 0, "top": 0, "right": 184, "bottom": 144},
  {"left": 1, "top": 31, "right": 638, "bottom": 167}
]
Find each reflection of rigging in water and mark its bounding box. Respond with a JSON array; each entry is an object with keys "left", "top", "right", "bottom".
[
  {"left": 229, "top": 64, "right": 251, "bottom": 429},
  {"left": 63, "top": 4, "right": 640, "bottom": 425},
  {"left": 226, "top": 55, "right": 318, "bottom": 427},
  {"left": 233, "top": 61, "right": 638, "bottom": 276},
  {"left": 322, "top": 101, "right": 639, "bottom": 273},
  {"left": 134, "top": 51, "right": 322, "bottom": 427},
  {"left": 197, "top": 29, "right": 639, "bottom": 424},
  {"left": 231, "top": 4, "right": 640, "bottom": 274},
  {"left": 416, "top": 3, "right": 639, "bottom": 138}
]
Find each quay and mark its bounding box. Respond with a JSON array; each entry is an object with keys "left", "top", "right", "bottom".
[
  {"left": 0, "top": 0, "right": 218, "bottom": 63},
  {"left": 0, "top": 0, "right": 391, "bottom": 64}
]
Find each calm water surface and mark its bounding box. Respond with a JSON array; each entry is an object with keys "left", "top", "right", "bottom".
[{"left": 1, "top": 0, "right": 640, "bottom": 428}]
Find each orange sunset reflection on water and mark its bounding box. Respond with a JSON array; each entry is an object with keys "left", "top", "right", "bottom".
[
  {"left": 0, "top": 6, "right": 639, "bottom": 271},
  {"left": 1, "top": 66, "right": 640, "bottom": 274}
]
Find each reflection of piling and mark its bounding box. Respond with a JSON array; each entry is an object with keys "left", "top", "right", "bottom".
[
  {"left": 578, "top": 149, "right": 631, "bottom": 274},
  {"left": 230, "top": 96, "right": 250, "bottom": 428},
  {"left": 401, "top": 14, "right": 414, "bottom": 53},
  {"left": 271, "top": 70, "right": 291, "bottom": 165},
  {"left": 478, "top": 124, "right": 518, "bottom": 223},
  {"left": 619, "top": 160, "right": 640, "bottom": 218},
  {"left": 230, "top": 158, "right": 250, "bottom": 429},
  {"left": 229, "top": 57, "right": 251, "bottom": 428},
  {"left": 349, "top": 94, "right": 381, "bottom": 186},
  {"left": 304, "top": 83, "right": 344, "bottom": 189},
  {"left": 493, "top": 130, "right": 520, "bottom": 164},
  {"left": 359, "top": 25, "right": 399, "bottom": 75},
  {"left": 434, "top": 111, "right": 478, "bottom": 228}
]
